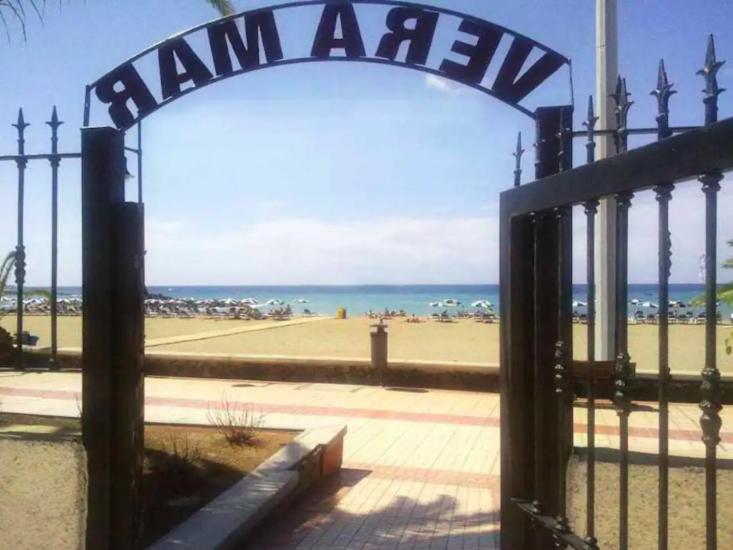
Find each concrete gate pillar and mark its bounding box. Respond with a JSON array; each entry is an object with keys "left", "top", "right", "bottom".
[{"left": 81, "top": 127, "right": 145, "bottom": 550}]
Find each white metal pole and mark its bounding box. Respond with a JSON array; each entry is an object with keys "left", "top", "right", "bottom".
[{"left": 595, "top": 0, "right": 618, "bottom": 360}]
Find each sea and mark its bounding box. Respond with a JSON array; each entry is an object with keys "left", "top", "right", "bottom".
[{"left": 54, "top": 284, "right": 731, "bottom": 318}]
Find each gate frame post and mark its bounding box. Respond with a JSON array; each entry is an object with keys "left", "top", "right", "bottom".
[
  {"left": 500, "top": 105, "right": 573, "bottom": 549},
  {"left": 499, "top": 209, "right": 535, "bottom": 549},
  {"left": 81, "top": 126, "right": 145, "bottom": 550}
]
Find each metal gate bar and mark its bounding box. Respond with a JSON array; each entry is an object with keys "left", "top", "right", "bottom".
[
  {"left": 584, "top": 198, "right": 598, "bottom": 548},
  {"left": 611, "top": 75, "right": 634, "bottom": 550},
  {"left": 12, "top": 110, "right": 28, "bottom": 370},
  {"left": 49, "top": 108, "right": 62, "bottom": 368},
  {"left": 613, "top": 189, "right": 632, "bottom": 550},
  {"left": 583, "top": 95, "right": 599, "bottom": 548},
  {"left": 653, "top": 59, "right": 675, "bottom": 550},
  {"left": 656, "top": 178, "right": 673, "bottom": 550},
  {"left": 699, "top": 37, "right": 725, "bottom": 550}
]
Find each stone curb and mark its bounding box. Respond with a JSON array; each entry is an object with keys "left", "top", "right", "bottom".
[
  {"left": 148, "top": 424, "right": 347, "bottom": 550},
  {"left": 27, "top": 348, "right": 500, "bottom": 392},
  {"left": 20, "top": 348, "right": 733, "bottom": 401}
]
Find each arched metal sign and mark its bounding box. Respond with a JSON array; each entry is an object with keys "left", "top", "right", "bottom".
[{"left": 83, "top": 0, "right": 571, "bottom": 130}]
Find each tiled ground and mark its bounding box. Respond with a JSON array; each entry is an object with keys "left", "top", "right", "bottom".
[{"left": 0, "top": 372, "right": 729, "bottom": 548}]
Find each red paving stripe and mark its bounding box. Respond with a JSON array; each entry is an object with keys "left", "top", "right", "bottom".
[
  {"left": 0, "top": 386, "right": 79, "bottom": 401},
  {"left": 345, "top": 461, "right": 498, "bottom": 490},
  {"left": 0, "top": 385, "right": 498, "bottom": 427},
  {"left": 1, "top": 385, "right": 731, "bottom": 444},
  {"left": 147, "top": 395, "right": 501, "bottom": 427}
]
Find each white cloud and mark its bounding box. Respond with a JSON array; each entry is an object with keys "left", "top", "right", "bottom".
[
  {"left": 424, "top": 74, "right": 462, "bottom": 94},
  {"left": 144, "top": 216, "right": 498, "bottom": 285},
  {"left": 15, "top": 181, "right": 731, "bottom": 287},
  {"left": 571, "top": 183, "right": 733, "bottom": 284}
]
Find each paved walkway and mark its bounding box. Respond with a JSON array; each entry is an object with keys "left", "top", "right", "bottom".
[
  {"left": 144, "top": 316, "right": 326, "bottom": 348},
  {"left": 0, "top": 372, "right": 730, "bottom": 548}
]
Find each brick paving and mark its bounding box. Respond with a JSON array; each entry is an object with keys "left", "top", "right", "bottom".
[{"left": 0, "top": 372, "right": 729, "bottom": 548}]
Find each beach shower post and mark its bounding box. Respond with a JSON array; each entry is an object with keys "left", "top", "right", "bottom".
[{"left": 371, "top": 319, "right": 388, "bottom": 386}]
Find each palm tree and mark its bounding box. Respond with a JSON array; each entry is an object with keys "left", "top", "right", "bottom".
[
  {"left": 0, "top": 251, "right": 16, "bottom": 358},
  {"left": 204, "top": 0, "right": 235, "bottom": 15},
  {"left": 720, "top": 239, "right": 732, "bottom": 356},
  {"left": 692, "top": 240, "right": 733, "bottom": 306},
  {"left": 1, "top": 0, "right": 235, "bottom": 37},
  {"left": 0, "top": 250, "right": 16, "bottom": 303},
  {"left": 724, "top": 239, "right": 733, "bottom": 271},
  {"left": 685, "top": 240, "right": 732, "bottom": 355},
  {"left": 719, "top": 239, "right": 733, "bottom": 307}
]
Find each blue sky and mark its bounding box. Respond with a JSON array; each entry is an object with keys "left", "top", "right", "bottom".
[{"left": 1, "top": 0, "right": 731, "bottom": 285}]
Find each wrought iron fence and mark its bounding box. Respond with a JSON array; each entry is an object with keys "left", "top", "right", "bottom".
[
  {"left": 0, "top": 107, "right": 81, "bottom": 370},
  {"left": 500, "top": 36, "right": 731, "bottom": 549}
]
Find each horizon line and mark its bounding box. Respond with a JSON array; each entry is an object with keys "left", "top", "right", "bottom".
[{"left": 14, "top": 281, "right": 711, "bottom": 288}]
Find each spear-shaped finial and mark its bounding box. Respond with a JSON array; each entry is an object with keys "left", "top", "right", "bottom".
[
  {"left": 13, "top": 108, "right": 29, "bottom": 133},
  {"left": 698, "top": 34, "right": 726, "bottom": 125},
  {"left": 586, "top": 94, "right": 597, "bottom": 127},
  {"left": 610, "top": 76, "right": 633, "bottom": 153},
  {"left": 12, "top": 108, "right": 29, "bottom": 157},
  {"left": 653, "top": 59, "right": 675, "bottom": 108},
  {"left": 46, "top": 106, "right": 63, "bottom": 161},
  {"left": 47, "top": 106, "right": 63, "bottom": 129},
  {"left": 651, "top": 59, "right": 676, "bottom": 139},
  {"left": 611, "top": 75, "right": 633, "bottom": 118},
  {"left": 513, "top": 131, "right": 524, "bottom": 187},
  {"left": 583, "top": 95, "right": 599, "bottom": 163}
]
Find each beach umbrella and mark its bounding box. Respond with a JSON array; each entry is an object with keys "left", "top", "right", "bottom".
[
  {"left": 442, "top": 299, "right": 461, "bottom": 307},
  {"left": 471, "top": 300, "right": 493, "bottom": 308},
  {"left": 572, "top": 300, "right": 587, "bottom": 308},
  {"left": 296, "top": 299, "right": 310, "bottom": 304},
  {"left": 630, "top": 298, "right": 640, "bottom": 305},
  {"left": 429, "top": 301, "right": 442, "bottom": 307},
  {"left": 641, "top": 301, "right": 658, "bottom": 309},
  {"left": 264, "top": 299, "right": 285, "bottom": 306}
]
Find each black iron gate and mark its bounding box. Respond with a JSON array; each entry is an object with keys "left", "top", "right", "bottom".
[{"left": 500, "top": 37, "right": 730, "bottom": 549}]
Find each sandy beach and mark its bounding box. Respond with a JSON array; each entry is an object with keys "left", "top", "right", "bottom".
[{"left": 2, "top": 314, "right": 732, "bottom": 375}]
